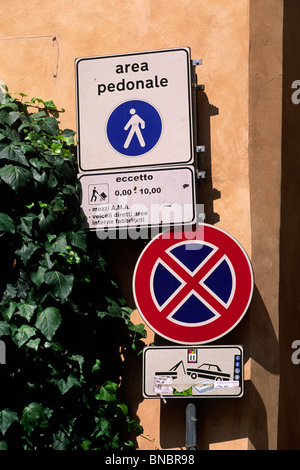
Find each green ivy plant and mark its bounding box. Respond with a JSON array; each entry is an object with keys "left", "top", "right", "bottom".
[{"left": 0, "top": 84, "right": 145, "bottom": 450}]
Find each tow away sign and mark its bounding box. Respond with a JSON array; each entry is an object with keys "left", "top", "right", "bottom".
[{"left": 143, "top": 345, "right": 244, "bottom": 398}]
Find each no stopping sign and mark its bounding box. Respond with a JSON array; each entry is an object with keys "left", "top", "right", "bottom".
[{"left": 133, "top": 224, "right": 254, "bottom": 344}]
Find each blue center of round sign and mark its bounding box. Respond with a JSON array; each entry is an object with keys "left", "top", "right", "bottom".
[
  {"left": 152, "top": 242, "right": 234, "bottom": 326},
  {"left": 106, "top": 100, "right": 162, "bottom": 157}
]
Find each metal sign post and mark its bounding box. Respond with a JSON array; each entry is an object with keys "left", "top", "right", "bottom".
[{"left": 186, "top": 402, "right": 197, "bottom": 450}]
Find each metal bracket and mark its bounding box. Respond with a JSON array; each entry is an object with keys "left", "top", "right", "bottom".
[
  {"left": 192, "top": 58, "right": 202, "bottom": 66},
  {"left": 196, "top": 170, "right": 206, "bottom": 180},
  {"left": 198, "top": 212, "right": 206, "bottom": 222}
]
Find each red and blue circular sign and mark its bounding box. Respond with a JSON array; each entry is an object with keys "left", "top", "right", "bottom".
[{"left": 133, "top": 224, "right": 254, "bottom": 344}]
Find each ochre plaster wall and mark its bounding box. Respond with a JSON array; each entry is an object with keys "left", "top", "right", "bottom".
[
  {"left": 0, "top": 0, "right": 285, "bottom": 450},
  {"left": 248, "top": 0, "right": 283, "bottom": 450}
]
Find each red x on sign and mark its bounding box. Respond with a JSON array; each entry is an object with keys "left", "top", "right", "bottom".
[{"left": 133, "top": 224, "right": 254, "bottom": 344}]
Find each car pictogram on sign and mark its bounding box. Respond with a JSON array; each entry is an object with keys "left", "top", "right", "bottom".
[{"left": 186, "top": 363, "right": 230, "bottom": 381}]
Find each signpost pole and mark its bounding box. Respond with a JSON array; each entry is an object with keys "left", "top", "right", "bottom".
[{"left": 186, "top": 402, "right": 197, "bottom": 450}]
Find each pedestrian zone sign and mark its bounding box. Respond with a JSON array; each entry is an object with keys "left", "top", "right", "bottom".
[{"left": 75, "top": 47, "right": 194, "bottom": 172}]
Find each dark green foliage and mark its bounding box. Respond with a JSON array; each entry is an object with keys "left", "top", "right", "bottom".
[{"left": 0, "top": 85, "right": 145, "bottom": 450}]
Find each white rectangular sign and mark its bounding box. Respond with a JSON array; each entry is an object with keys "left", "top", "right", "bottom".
[
  {"left": 143, "top": 346, "right": 243, "bottom": 398},
  {"left": 75, "top": 47, "right": 194, "bottom": 172},
  {"left": 79, "top": 166, "right": 196, "bottom": 231}
]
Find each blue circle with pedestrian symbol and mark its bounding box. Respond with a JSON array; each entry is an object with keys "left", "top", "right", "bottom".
[{"left": 106, "top": 100, "right": 162, "bottom": 157}]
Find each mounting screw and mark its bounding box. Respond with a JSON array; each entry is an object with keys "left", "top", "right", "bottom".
[
  {"left": 196, "top": 170, "right": 206, "bottom": 180},
  {"left": 192, "top": 59, "right": 202, "bottom": 66}
]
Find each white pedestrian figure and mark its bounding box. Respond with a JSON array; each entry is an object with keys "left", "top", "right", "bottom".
[{"left": 123, "top": 108, "right": 145, "bottom": 149}]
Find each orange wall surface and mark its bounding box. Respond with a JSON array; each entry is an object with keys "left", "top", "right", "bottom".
[{"left": 0, "top": 0, "right": 287, "bottom": 450}]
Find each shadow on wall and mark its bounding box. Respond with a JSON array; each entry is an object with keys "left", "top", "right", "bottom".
[
  {"left": 247, "top": 285, "right": 279, "bottom": 450},
  {"left": 195, "top": 88, "right": 220, "bottom": 225}
]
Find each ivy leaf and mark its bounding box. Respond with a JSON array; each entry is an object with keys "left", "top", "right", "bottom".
[
  {"left": 0, "top": 321, "right": 10, "bottom": 337},
  {"left": 40, "top": 252, "right": 54, "bottom": 270},
  {"left": 117, "top": 403, "right": 129, "bottom": 416},
  {"left": 0, "top": 164, "right": 32, "bottom": 190},
  {"left": 0, "top": 409, "right": 19, "bottom": 435},
  {"left": 106, "top": 298, "right": 123, "bottom": 318},
  {"left": 39, "top": 116, "right": 58, "bottom": 136},
  {"left": 18, "top": 213, "right": 37, "bottom": 237},
  {"left": 0, "top": 144, "right": 29, "bottom": 167},
  {"left": 16, "top": 270, "right": 31, "bottom": 300},
  {"left": 92, "top": 359, "right": 101, "bottom": 373},
  {"left": 80, "top": 440, "right": 91, "bottom": 450},
  {"left": 30, "top": 265, "right": 48, "bottom": 288},
  {"left": 128, "top": 322, "right": 147, "bottom": 337},
  {"left": 44, "top": 270, "right": 74, "bottom": 302},
  {"left": 95, "top": 381, "right": 118, "bottom": 402},
  {"left": 35, "top": 307, "right": 61, "bottom": 341},
  {"left": 2, "top": 302, "right": 17, "bottom": 321},
  {"left": 12, "top": 324, "right": 36, "bottom": 348},
  {"left": 38, "top": 208, "right": 55, "bottom": 232},
  {"left": 45, "top": 233, "right": 68, "bottom": 254},
  {"left": 7, "top": 111, "right": 20, "bottom": 126},
  {"left": 26, "top": 338, "right": 40, "bottom": 351},
  {"left": 29, "top": 157, "right": 50, "bottom": 172},
  {"left": 0, "top": 212, "right": 15, "bottom": 234},
  {"left": 67, "top": 230, "right": 87, "bottom": 252},
  {"left": 1, "top": 285, "right": 17, "bottom": 304},
  {"left": 57, "top": 374, "right": 80, "bottom": 395},
  {"left": 95, "top": 417, "right": 111, "bottom": 438},
  {"left": 16, "top": 302, "right": 37, "bottom": 322},
  {"left": 52, "top": 431, "right": 70, "bottom": 450},
  {"left": 20, "top": 402, "right": 45, "bottom": 436},
  {"left": 15, "top": 242, "right": 39, "bottom": 267}
]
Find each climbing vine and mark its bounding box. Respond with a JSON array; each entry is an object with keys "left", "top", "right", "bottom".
[{"left": 0, "top": 84, "right": 145, "bottom": 450}]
